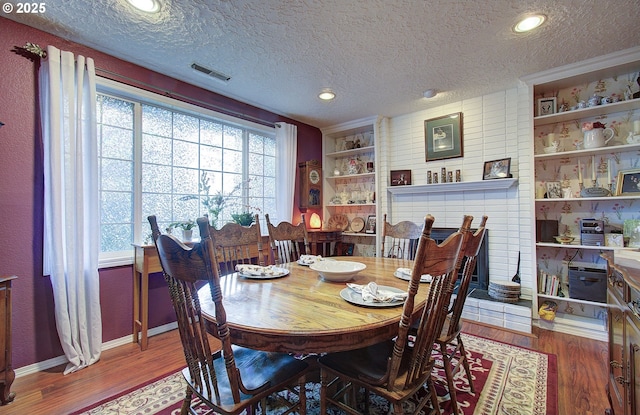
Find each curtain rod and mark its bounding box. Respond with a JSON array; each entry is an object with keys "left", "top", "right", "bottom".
[{"left": 17, "top": 42, "right": 280, "bottom": 128}]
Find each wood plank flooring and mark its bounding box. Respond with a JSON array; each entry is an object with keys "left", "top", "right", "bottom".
[{"left": 3, "top": 321, "right": 609, "bottom": 415}]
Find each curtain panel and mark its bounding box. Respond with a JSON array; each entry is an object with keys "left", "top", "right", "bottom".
[
  {"left": 39, "top": 45, "right": 102, "bottom": 374},
  {"left": 275, "top": 122, "right": 298, "bottom": 223}
]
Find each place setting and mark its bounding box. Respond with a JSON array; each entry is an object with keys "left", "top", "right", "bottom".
[
  {"left": 296, "top": 254, "right": 335, "bottom": 266},
  {"left": 234, "top": 264, "right": 290, "bottom": 279},
  {"left": 341, "top": 281, "right": 407, "bottom": 307},
  {"left": 393, "top": 267, "right": 433, "bottom": 283}
]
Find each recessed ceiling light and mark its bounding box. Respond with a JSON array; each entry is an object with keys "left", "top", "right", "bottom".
[
  {"left": 514, "top": 14, "right": 546, "bottom": 33},
  {"left": 423, "top": 89, "right": 438, "bottom": 99},
  {"left": 318, "top": 90, "right": 336, "bottom": 101},
  {"left": 126, "top": 0, "right": 161, "bottom": 13}
]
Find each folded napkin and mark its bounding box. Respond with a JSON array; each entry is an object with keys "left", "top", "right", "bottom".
[
  {"left": 298, "top": 254, "right": 323, "bottom": 265},
  {"left": 235, "top": 264, "right": 282, "bottom": 276},
  {"left": 396, "top": 267, "right": 433, "bottom": 283},
  {"left": 347, "top": 282, "right": 408, "bottom": 303}
]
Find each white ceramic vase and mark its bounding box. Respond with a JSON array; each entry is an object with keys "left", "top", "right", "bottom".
[{"left": 583, "top": 128, "right": 614, "bottom": 149}]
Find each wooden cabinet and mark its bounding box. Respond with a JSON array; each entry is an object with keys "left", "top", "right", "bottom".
[
  {"left": 523, "top": 48, "right": 640, "bottom": 339},
  {"left": 298, "top": 160, "right": 322, "bottom": 210},
  {"left": 604, "top": 253, "right": 640, "bottom": 415},
  {"left": 321, "top": 117, "right": 381, "bottom": 256},
  {"left": 0, "top": 275, "right": 16, "bottom": 405}
]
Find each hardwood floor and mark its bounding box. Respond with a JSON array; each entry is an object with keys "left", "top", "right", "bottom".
[{"left": 3, "top": 321, "right": 609, "bottom": 415}]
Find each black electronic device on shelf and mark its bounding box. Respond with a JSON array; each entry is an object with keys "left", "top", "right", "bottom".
[{"left": 580, "top": 219, "right": 604, "bottom": 246}]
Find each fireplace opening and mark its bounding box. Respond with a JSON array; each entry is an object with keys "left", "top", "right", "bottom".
[{"left": 430, "top": 227, "right": 489, "bottom": 291}]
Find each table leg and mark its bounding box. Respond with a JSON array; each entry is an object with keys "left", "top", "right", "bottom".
[
  {"left": 132, "top": 268, "right": 141, "bottom": 345},
  {"left": 140, "top": 272, "right": 149, "bottom": 350}
]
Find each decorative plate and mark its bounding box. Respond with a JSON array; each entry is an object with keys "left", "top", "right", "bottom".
[
  {"left": 327, "top": 214, "right": 349, "bottom": 231},
  {"left": 350, "top": 216, "right": 365, "bottom": 233}
]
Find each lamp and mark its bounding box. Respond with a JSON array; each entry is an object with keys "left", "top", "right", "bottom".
[
  {"left": 423, "top": 89, "right": 438, "bottom": 99},
  {"left": 318, "top": 89, "right": 336, "bottom": 101},
  {"left": 309, "top": 213, "right": 322, "bottom": 229},
  {"left": 126, "top": 0, "right": 161, "bottom": 13},
  {"left": 513, "top": 14, "right": 546, "bottom": 33}
]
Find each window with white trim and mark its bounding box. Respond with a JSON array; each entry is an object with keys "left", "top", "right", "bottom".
[{"left": 96, "top": 79, "right": 276, "bottom": 267}]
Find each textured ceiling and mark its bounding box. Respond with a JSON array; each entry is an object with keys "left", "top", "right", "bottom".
[{"left": 4, "top": 0, "right": 640, "bottom": 128}]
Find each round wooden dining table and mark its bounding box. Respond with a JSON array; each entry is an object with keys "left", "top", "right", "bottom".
[{"left": 198, "top": 256, "right": 430, "bottom": 354}]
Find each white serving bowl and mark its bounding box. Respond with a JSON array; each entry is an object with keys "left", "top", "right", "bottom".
[
  {"left": 543, "top": 146, "right": 558, "bottom": 154},
  {"left": 310, "top": 260, "right": 366, "bottom": 282}
]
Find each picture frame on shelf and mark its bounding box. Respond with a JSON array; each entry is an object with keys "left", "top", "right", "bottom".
[
  {"left": 482, "top": 157, "right": 511, "bottom": 180},
  {"left": 537, "top": 97, "right": 556, "bottom": 116},
  {"left": 365, "top": 215, "right": 376, "bottom": 234},
  {"left": 615, "top": 169, "right": 640, "bottom": 196},
  {"left": 390, "top": 169, "right": 411, "bottom": 186},
  {"left": 424, "top": 112, "right": 463, "bottom": 162},
  {"left": 545, "top": 181, "right": 562, "bottom": 199}
]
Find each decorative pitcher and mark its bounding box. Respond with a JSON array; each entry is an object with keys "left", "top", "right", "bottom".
[{"left": 583, "top": 127, "right": 614, "bottom": 149}]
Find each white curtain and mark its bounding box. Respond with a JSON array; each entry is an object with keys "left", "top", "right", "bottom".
[
  {"left": 275, "top": 122, "right": 298, "bottom": 222},
  {"left": 39, "top": 45, "right": 102, "bottom": 374}
]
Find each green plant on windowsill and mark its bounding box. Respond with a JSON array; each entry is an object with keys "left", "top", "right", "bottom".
[
  {"left": 231, "top": 212, "right": 255, "bottom": 226},
  {"left": 168, "top": 219, "right": 196, "bottom": 231}
]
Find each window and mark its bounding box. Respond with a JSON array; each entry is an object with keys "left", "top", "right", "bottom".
[{"left": 96, "top": 79, "right": 277, "bottom": 267}]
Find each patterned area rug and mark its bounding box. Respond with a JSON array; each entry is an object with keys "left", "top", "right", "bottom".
[{"left": 71, "top": 334, "right": 557, "bottom": 415}]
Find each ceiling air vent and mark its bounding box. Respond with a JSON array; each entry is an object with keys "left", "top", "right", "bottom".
[{"left": 190, "top": 63, "right": 231, "bottom": 82}]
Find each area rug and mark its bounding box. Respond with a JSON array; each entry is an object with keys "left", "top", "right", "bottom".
[{"left": 71, "top": 334, "right": 557, "bottom": 415}]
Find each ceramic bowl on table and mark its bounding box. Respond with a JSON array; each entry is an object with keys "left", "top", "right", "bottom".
[{"left": 310, "top": 260, "right": 366, "bottom": 282}]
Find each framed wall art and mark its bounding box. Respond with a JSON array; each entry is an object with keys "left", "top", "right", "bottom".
[
  {"left": 545, "top": 181, "right": 562, "bottom": 199},
  {"left": 390, "top": 169, "right": 411, "bottom": 186},
  {"left": 615, "top": 169, "right": 640, "bottom": 196},
  {"left": 537, "top": 97, "right": 556, "bottom": 116},
  {"left": 365, "top": 215, "right": 376, "bottom": 234},
  {"left": 424, "top": 112, "right": 463, "bottom": 162},
  {"left": 482, "top": 157, "right": 511, "bottom": 180}
]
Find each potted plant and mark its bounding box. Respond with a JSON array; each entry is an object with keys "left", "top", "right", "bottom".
[
  {"left": 169, "top": 219, "right": 196, "bottom": 242},
  {"left": 231, "top": 212, "right": 255, "bottom": 226}
]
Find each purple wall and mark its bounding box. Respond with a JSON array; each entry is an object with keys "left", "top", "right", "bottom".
[{"left": 0, "top": 17, "right": 322, "bottom": 369}]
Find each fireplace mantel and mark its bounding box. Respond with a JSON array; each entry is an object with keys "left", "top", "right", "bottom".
[{"left": 387, "top": 178, "right": 517, "bottom": 195}]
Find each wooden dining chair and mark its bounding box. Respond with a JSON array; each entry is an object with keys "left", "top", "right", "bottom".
[
  {"left": 265, "top": 213, "right": 310, "bottom": 265},
  {"left": 380, "top": 213, "right": 423, "bottom": 260},
  {"left": 318, "top": 214, "right": 464, "bottom": 415},
  {"left": 148, "top": 215, "right": 309, "bottom": 415},
  {"left": 207, "top": 214, "right": 269, "bottom": 275},
  {"left": 435, "top": 215, "right": 488, "bottom": 415}
]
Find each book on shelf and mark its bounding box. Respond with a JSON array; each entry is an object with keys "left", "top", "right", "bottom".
[{"left": 538, "top": 271, "right": 560, "bottom": 296}]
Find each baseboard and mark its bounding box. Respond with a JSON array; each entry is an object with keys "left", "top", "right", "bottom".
[
  {"left": 14, "top": 322, "right": 178, "bottom": 378},
  {"left": 534, "top": 315, "right": 607, "bottom": 342},
  {"left": 462, "top": 318, "right": 538, "bottom": 338}
]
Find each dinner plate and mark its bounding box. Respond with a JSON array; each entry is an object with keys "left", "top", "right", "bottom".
[
  {"left": 296, "top": 256, "right": 335, "bottom": 266},
  {"left": 339, "top": 286, "right": 406, "bottom": 307},
  {"left": 393, "top": 271, "right": 433, "bottom": 283},
  {"left": 237, "top": 266, "right": 290, "bottom": 279},
  {"left": 349, "top": 216, "right": 365, "bottom": 233}
]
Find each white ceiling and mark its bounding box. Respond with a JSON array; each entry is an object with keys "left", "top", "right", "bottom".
[{"left": 5, "top": 0, "right": 640, "bottom": 128}]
